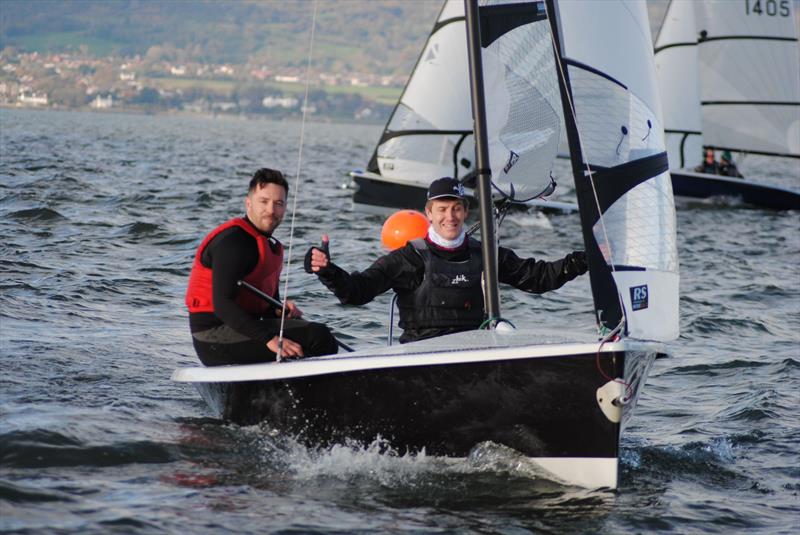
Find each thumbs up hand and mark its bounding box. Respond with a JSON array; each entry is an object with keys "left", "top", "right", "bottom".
[{"left": 304, "top": 234, "right": 331, "bottom": 274}]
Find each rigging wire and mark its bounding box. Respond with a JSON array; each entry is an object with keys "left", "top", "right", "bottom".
[
  {"left": 488, "top": 173, "right": 558, "bottom": 204},
  {"left": 543, "top": 2, "right": 627, "bottom": 340},
  {"left": 276, "top": 0, "right": 319, "bottom": 362}
]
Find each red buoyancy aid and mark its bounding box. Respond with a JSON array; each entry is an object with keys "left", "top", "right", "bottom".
[{"left": 185, "top": 218, "right": 284, "bottom": 314}]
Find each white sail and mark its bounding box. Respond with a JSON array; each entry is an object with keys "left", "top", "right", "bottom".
[
  {"left": 372, "top": 0, "right": 561, "bottom": 198},
  {"left": 375, "top": 0, "right": 473, "bottom": 182},
  {"left": 556, "top": 0, "right": 679, "bottom": 342},
  {"left": 655, "top": 0, "right": 800, "bottom": 163},
  {"left": 654, "top": 0, "right": 703, "bottom": 169},
  {"left": 694, "top": 0, "right": 800, "bottom": 157},
  {"left": 479, "top": 0, "right": 563, "bottom": 198}
]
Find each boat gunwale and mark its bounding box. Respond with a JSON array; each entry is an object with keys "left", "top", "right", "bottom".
[{"left": 172, "top": 337, "right": 664, "bottom": 383}]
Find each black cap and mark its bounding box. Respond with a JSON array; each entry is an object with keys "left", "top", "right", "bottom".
[{"left": 427, "top": 177, "right": 465, "bottom": 200}]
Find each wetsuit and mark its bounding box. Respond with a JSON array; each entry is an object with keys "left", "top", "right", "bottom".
[
  {"left": 188, "top": 217, "right": 337, "bottom": 366},
  {"left": 315, "top": 236, "right": 587, "bottom": 343},
  {"left": 694, "top": 161, "right": 721, "bottom": 174},
  {"left": 719, "top": 162, "right": 744, "bottom": 178}
]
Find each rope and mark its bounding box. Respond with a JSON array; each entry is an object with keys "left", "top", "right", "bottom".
[
  {"left": 479, "top": 317, "right": 515, "bottom": 330},
  {"left": 595, "top": 322, "right": 633, "bottom": 402},
  {"left": 277, "top": 0, "right": 319, "bottom": 362}
]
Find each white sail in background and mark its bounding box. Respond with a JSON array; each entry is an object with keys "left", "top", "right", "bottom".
[
  {"left": 655, "top": 0, "right": 800, "bottom": 165},
  {"left": 694, "top": 0, "right": 800, "bottom": 157},
  {"left": 372, "top": 0, "right": 561, "bottom": 198},
  {"left": 556, "top": 0, "right": 679, "bottom": 341},
  {"left": 654, "top": 0, "right": 703, "bottom": 169},
  {"left": 376, "top": 1, "right": 473, "bottom": 182}
]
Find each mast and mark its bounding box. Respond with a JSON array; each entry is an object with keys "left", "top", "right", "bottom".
[{"left": 464, "top": 0, "right": 500, "bottom": 324}]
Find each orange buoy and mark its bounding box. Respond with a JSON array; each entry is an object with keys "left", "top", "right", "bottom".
[{"left": 381, "top": 210, "right": 429, "bottom": 250}]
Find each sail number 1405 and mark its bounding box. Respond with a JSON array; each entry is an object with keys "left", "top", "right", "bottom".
[{"left": 745, "top": 0, "right": 791, "bottom": 16}]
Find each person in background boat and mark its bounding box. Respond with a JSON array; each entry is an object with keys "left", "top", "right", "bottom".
[
  {"left": 694, "top": 148, "right": 720, "bottom": 174},
  {"left": 185, "top": 168, "right": 338, "bottom": 366},
  {"left": 718, "top": 150, "right": 744, "bottom": 178},
  {"left": 304, "top": 177, "right": 588, "bottom": 344}
]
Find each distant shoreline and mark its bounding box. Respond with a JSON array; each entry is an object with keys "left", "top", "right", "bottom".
[{"left": 0, "top": 102, "right": 389, "bottom": 126}]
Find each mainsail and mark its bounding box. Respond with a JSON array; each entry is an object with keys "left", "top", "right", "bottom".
[
  {"left": 549, "top": 0, "right": 679, "bottom": 341},
  {"left": 370, "top": 0, "right": 562, "bottom": 199},
  {"left": 655, "top": 0, "right": 800, "bottom": 167},
  {"left": 653, "top": 0, "right": 703, "bottom": 169}
]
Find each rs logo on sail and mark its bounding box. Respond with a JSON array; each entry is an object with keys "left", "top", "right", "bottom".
[{"left": 630, "top": 285, "right": 648, "bottom": 311}]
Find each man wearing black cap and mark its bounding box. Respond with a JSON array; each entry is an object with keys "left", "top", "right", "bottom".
[{"left": 306, "top": 177, "right": 588, "bottom": 343}]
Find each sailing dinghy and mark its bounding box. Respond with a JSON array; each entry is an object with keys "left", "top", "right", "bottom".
[
  {"left": 349, "top": 0, "right": 577, "bottom": 214},
  {"left": 654, "top": 0, "right": 800, "bottom": 209},
  {"left": 172, "top": 0, "right": 679, "bottom": 489}
]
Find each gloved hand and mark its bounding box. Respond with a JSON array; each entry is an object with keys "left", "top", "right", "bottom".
[
  {"left": 304, "top": 234, "right": 330, "bottom": 274},
  {"left": 566, "top": 250, "right": 588, "bottom": 276}
]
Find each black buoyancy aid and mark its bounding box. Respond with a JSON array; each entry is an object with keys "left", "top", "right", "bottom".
[
  {"left": 396, "top": 238, "right": 485, "bottom": 330},
  {"left": 185, "top": 217, "right": 283, "bottom": 314}
]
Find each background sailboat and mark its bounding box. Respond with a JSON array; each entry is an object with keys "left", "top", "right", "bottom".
[
  {"left": 349, "top": 0, "right": 578, "bottom": 213},
  {"left": 173, "top": 0, "right": 678, "bottom": 490},
  {"left": 654, "top": 0, "right": 800, "bottom": 209}
]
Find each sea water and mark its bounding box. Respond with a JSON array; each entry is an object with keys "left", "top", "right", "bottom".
[{"left": 1, "top": 108, "right": 798, "bottom": 533}]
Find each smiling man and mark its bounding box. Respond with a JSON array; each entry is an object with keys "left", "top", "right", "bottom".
[
  {"left": 306, "top": 177, "right": 589, "bottom": 343},
  {"left": 186, "top": 168, "right": 337, "bottom": 366}
]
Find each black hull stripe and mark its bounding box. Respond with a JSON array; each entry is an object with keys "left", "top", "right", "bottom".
[{"left": 670, "top": 171, "right": 800, "bottom": 209}]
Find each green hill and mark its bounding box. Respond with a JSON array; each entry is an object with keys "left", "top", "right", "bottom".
[{"left": 0, "top": 0, "right": 442, "bottom": 76}]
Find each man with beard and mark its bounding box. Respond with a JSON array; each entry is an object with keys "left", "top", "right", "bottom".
[{"left": 186, "top": 168, "right": 337, "bottom": 366}]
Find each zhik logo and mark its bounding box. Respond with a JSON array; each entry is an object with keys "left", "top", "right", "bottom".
[
  {"left": 451, "top": 274, "right": 468, "bottom": 285},
  {"left": 630, "top": 285, "right": 648, "bottom": 311}
]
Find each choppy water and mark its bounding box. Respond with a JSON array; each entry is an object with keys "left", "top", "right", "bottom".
[{"left": 1, "top": 108, "right": 799, "bottom": 534}]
